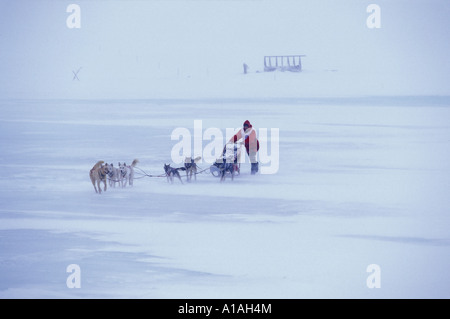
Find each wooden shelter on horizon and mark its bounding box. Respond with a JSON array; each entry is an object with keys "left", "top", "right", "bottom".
[{"left": 264, "top": 55, "right": 305, "bottom": 72}]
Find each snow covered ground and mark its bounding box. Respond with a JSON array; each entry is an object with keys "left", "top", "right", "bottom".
[{"left": 1, "top": 95, "right": 449, "bottom": 298}]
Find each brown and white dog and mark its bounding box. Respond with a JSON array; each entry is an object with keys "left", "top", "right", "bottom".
[
  {"left": 89, "top": 161, "right": 109, "bottom": 194},
  {"left": 184, "top": 156, "right": 202, "bottom": 182}
]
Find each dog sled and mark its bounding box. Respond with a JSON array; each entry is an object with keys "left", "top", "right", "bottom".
[{"left": 210, "top": 143, "right": 242, "bottom": 178}]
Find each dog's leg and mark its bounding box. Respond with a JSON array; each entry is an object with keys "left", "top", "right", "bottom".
[
  {"left": 129, "top": 169, "right": 134, "bottom": 186},
  {"left": 125, "top": 170, "right": 130, "bottom": 187},
  {"left": 107, "top": 170, "right": 112, "bottom": 187},
  {"left": 175, "top": 172, "right": 183, "bottom": 184},
  {"left": 91, "top": 177, "right": 98, "bottom": 193}
]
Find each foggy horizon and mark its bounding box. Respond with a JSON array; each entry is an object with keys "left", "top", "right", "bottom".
[{"left": 1, "top": 0, "right": 449, "bottom": 99}]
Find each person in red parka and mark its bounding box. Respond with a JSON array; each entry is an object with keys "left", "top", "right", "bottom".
[{"left": 225, "top": 120, "right": 260, "bottom": 174}]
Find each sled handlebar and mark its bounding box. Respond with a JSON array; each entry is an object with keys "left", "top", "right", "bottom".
[{"left": 222, "top": 142, "right": 244, "bottom": 156}]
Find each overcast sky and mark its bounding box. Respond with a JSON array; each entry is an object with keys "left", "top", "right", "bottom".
[{"left": 0, "top": 0, "right": 449, "bottom": 99}]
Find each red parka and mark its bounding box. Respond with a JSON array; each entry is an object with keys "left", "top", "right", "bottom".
[{"left": 229, "top": 120, "right": 260, "bottom": 155}]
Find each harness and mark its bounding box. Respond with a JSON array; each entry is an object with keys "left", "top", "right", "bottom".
[
  {"left": 216, "top": 157, "right": 233, "bottom": 172},
  {"left": 98, "top": 169, "right": 106, "bottom": 180},
  {"left": 165, "top": 166, "right": 177, "bottom": 176},
  {"left": 185, "top": 159, "right": 195, "bottom": 169}
]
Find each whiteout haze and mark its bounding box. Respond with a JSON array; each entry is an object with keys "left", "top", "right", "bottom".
[{"left": 0, "top": 0, "right": 449, "bottom": 299}]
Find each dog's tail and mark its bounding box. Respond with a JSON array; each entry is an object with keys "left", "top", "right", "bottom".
[
  {"left": 178, "top": 167, "right": 186, "bottom": 171},
  {"left": 194, "top": 156, "right": 202, "bottom": 163},
  {"left": 92, "top": 160, "right": 104, "bottom": 170},
  {"left": 131, "top": 159, "right": 139, "bottom": 167}
]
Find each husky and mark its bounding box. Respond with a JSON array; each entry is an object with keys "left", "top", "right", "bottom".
[
  {"left": 184, "top": 156, "right": 202, "bottom": 182},
  {"left": 105, "top": 163, "right": 121, "bottom": 188},
  {"left": 218, "top": 156, "right": 235, "bottom": 182},
  {"left": 119, "top": 159, "right": 139, "bottom": 187},
  {"left": 164, "top": 164, "right": 184, "bottom": 184},
  {"left": 89, "top": 161, "right": 109, "bottom": 194}
]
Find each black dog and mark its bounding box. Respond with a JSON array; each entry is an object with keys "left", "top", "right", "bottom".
[{"left": 164, "top": 164, "right": 184, "bottom": 184}]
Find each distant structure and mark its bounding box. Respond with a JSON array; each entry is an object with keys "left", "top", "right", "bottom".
[
  {"left": 243, "top": 63, "right": 249, "bottom": 74},
  {"left": 264, "top": 55, "right": 305, "bottom": 72},
  {"left": 72, "top": 67, "right": 82, "bottom": 81}
]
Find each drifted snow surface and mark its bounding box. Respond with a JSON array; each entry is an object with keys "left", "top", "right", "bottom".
[{"left": 0, "top": 97, "right": 449, "bottom": 298}]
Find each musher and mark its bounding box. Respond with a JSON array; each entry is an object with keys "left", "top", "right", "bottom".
[{"left": 224, "top": 120, "right": 260, "bottom": 175}]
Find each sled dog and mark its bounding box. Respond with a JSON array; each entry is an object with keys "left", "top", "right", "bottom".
[
  {"left": 105, "top": 163, "right": 121, "bottom": 188},
  {"left": 119, "top": 159, "right": 139, "bottom": 187},
  {"left": 89, "top": 161, "right": 109, "bottom": 194},
  {"left": 164, "top": 164, "right": 184, "bottom": 184},
  {"left": 218, "top": 156, "right": 235, "bottom": 182},
  {"left": 184, "top": 156, "right": 202, "bottom": 182}
]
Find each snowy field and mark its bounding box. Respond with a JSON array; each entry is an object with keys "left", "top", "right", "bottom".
[{"left": 0, "top": 95, "right": 449, "bottom": 298}]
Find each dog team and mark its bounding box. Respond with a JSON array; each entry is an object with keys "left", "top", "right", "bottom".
[
  {"left": 89, "top": 159, "right": 139, "bottom": 194},
  {"left": 163, "top": 156, "right": 202, "bottom": 184},
  {"left": 90, "top": 120, "right": 260, "bottom": 192},
  {"left": 90, "top": 156, "right": 202, "bottom": 193},
  {"left": 163, "top": 154, "right": 238, "bottom": 185}
]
